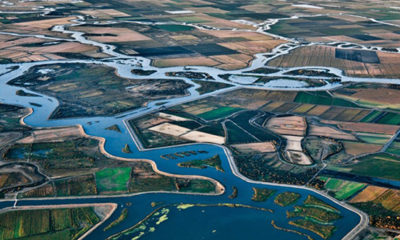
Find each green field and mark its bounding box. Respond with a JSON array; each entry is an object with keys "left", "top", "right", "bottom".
[
  {"left": 322, "top": 177, "right": 366, "bottom": 200},
  {"left": 342, "top": 153, "right": 400, "bottom": 181},
  {"left": 225, "top": 121, "right": 257, "bottom": 144},
  {"left": 360, "top": 110, "right": 381, "bottom": 122},
  {"left": 386, "top": 141, "right": 400, "bottom": 155},
  {"left": 357, "top": 134, "right": 391, "bottom": 145},
  {"left": 0, "top": 207, "right": 100, "bottom": 240},
  {"left": 156, "top": 24, "right": 195, "bottom": 32},
  {"left": 294, "top": 92, "right": 360, "bottom": 108},
  {"left": 197, "top": 107, "right": 241, "bottom": 120},
  {"left": 376, "top": 112, "right": 400, "bottom": 125},
  {"left": 95, "top": 167, "right": 131, "bottom": 192},
  {"left": 274, "top": 192, "right": 301, "bottom": 207}
]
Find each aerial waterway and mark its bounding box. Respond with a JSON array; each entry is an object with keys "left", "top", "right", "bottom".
[{"left": 1, "top": 13, "right": 392, "bottom": 240}]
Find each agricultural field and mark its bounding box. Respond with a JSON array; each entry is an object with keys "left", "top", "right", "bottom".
[
  {"left": 268, "top": 45, "right": 400, "bottom": 78},
  {"left": 0, "top": 207, "right": 102, "bottom": 240},
  {"left": 331, "top": 153, "right": 400, "bottom": 181},
  {"left": 319, "top": 177, "right": 366, "bottom": 200},
  {"left": 351, "top": 186, "right": 400, "bottom": 230}
]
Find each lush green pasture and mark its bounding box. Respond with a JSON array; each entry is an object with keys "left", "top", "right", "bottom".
[
  {"left": 197, "top": 107, "right": 241, "bottom": 120},
  {"left": 343, "top": 153, "right": 400, "bottom": 181},
  {"left": 95, "top": 167, "right": 131, "bottom": 192},
  {"left": 294, "top": 92, "right": 359, "bottom": 108},
  {"left": 322, "top": 177, "right": 365, "bottom": 200}
]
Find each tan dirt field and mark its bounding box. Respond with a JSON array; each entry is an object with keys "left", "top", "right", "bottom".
[
  {"left": 79, "top": 9, "right": 130, "bottom": 18},
  {"left": 149, "top": 123, "right": 191, "bottom": 137},
  {"left": 309, "top": 125, "right": 357, "bottom": 140},
  {"left": 17, "top": 126, "right": 83, "bottom": 144},
  {"left": 153, "top": 56, "right": 220, "bottom": 68},
  {"left": 157, "top": 112, "right": 190, "bottom": 122},
  {"left": 342, "top": 141, "right": 382, "bottom": 155},
  {"left": 336, "top": 87, "right": 400, "bottom": 106},
  {"left": 322, "top": 120, "right": 399, "bottom": 135},
  {"left": 266, "top": 116, "right": 307, "bottom": 136},
  {"left": 232, "top": 142, "right": 276, "bottom": 153},
  {"left": 14, "top": 17, "right": 76, "bottom": 28},
  {"left": 71, "top": 26, "right": 151, "bottom": 43},
  {"left": 284, "top": 135, "right": 304, "bottom": 151},
  {"left": 350, "top": 186, "right": 388, "bottom": 203},
  {"left": 181, "top": 130, "right": 225, "bottom": 144}
]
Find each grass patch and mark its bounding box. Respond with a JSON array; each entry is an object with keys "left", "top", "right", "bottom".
[
  {"left": 344, "top": 153, "right": 400, "bottom": 181},
  {"left": 324, "top": 178, "right": 365, "bottom": 200},
  {"left": 197, "top": 107, "right": 241, "bottom": 120},
  {"left": 294, "top": 92, "right": 360, "bottom": 108},
  {"left": 95, "top": 167, "right": 131, "bottom": 193}
]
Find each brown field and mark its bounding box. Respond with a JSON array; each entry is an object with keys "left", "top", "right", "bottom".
[
  {"left": 232, "top": 142, "right": 276, "bottom": 153},
  {"left": 309, "top": 125, "right": 357, "bottom": 140},
  {"left": 14, "top": 17, "right": 76, "bottom": 29},
  {"left": 210, "top": 54, "right": 253, "bottom": 70},
  {"left": 373, "top": 189, "right": 400, "bottom": 211},
  {"left": 71, "top": 26, "right": 151, "bottom": 43},
  {"left": 266, "top": 116, "right": 306, "bottom": 136},
  {"left": 153, "top": 56, "right": 219, "bottom": 68},
  {"left": 78, "top": 9, "right": 130, "bottom": 18},
  {"left": 268, "top": 45, "right": 400, "bottom": 78},
  {"left": 306, "top": 105, "right": 330, "bottom": 116},
  {"left": 261, "top": 101, "right": 286, "bottom": 112},
  {"left": 342, "top": 141, "right": 382, "bottom": 155},
  {"left": 322, "top": 120, "right": 399, "bottom": 135},
  {"left": 0, "top": 36, "right": 106, "bottom": 62},
  {"left": 335, "top": 87, "right": 400, "bottom": 108},
  {"left": 149, "top": 123, "right": 191, "bottom": 137},
  {"left": 350, "top": 186, "right": 388, "bottom": 203},
  {"left": 152, "top": 29, "right": 285, "bottom": 70},
  {"left": 291, "top": 104, "right": 315, "bottom": 114},
  {"left": 17, "top": 126, "right": 83, "bottom": 144}
]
